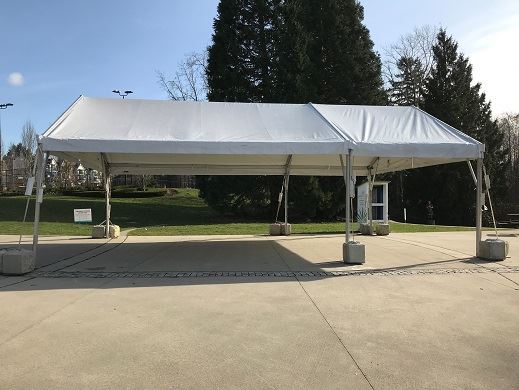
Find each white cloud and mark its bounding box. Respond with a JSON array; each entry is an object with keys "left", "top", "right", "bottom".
[{"left": 7, "top": 72, "right": 25, "bottom": 86}]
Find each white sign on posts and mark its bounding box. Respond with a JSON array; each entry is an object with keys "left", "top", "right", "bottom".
[{"left": 73, "top": 209, "right": 93, "bottom": 224}]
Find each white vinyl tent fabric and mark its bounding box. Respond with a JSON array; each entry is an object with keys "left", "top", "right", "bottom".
[
  {"left": 30, "top": 96, "right": 487, "bottom": 260},
  {"left": 40, "top": 96, "right": 484, "bottom": 176}
]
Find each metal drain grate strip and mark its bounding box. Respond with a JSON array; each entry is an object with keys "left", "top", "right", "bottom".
[{"left": 31, "top": 267, "right": 519, "bottom": 279}]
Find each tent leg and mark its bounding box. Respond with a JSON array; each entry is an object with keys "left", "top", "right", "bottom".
[
  {"left": 282, "top": 155, "right": 292, "bottom": 235},
  {"left": 340, "top": 154, "right": 349, "bottom": 243},
  {"left": 284, "top": 174, "right": 289, "bottom": 228},
  {"left": 367, "top": 171, "right": 373, "bottom": 232},
  {"left": 476, "top": 158, "right": 483, "bottom": 257},
  {"left": 32, "top": 150, "right": 47, "bottom": 256},
  {"left": 105, "top": 174, "right": 111, "bottom": 239},
  {"left": 341, "top": 151, "right": 364, "bottom": 264},
  {"left": 467, "top": 160, "right": 477, "bottom": 186},
  {"left": 345, "top": 153, "right": 352, "bottom": 244},
  {"left": 270, "top": 156, "right": 291, "bottom": 236}
]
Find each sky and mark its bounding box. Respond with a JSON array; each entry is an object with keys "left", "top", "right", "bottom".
[{"left": 1, "top": 0, "right": 518, "bottom": 148}]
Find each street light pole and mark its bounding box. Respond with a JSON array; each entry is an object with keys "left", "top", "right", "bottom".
[
  {"left": 0, "top": 103, "right": 14, "bottom": 192},
  {"left": 112, "top": 90, "right": 133, "bottom": 185},
  {"left": 112, "top": 90, "right": 133, "bottom": 99}
]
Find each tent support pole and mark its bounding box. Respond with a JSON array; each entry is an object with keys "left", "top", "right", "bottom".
[
  {"left": 346, "top": 151, "right": 353, "bottom": 243},
  {"left": 476, "top": 158, "right": 483, "bottom": 257},
  {"left": 105, "top": 174, "right": 111, "bottom": 238},
  {"left": 101, "top": 153, "right": 111, "bottom": 239},
  {"left": 340, "top": 155, "right": 346, "bottom": 242},
  {"left": 32, "top": 148, "right": 47, "bottom": 256},
  {"left": 467, "top": 161, "right": 477, "bottom": 186},
  {"left": 340, "top": 151, "right": 352, "bottom": 244},
  {"left": 367, "top": 170, "right": 372, "bottom": 228},
  {"left": 284, "top": 155, "right": 292, "bottom": 230}
]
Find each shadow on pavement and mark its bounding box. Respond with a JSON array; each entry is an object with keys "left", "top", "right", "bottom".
[{"left": 0, "top": 234, "right": 514, "bottom": 292}]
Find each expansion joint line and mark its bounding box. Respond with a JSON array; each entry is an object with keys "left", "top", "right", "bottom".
[
  {"left": 379, "top": 236, "right": 518, "bottom": 287},
  {"left": 269, "top": 242, "right": 375, "bottom": 390}
]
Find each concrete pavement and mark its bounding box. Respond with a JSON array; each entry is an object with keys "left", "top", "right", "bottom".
[{"left": 0, "top": 230, "right": 517, "bottom": 389}]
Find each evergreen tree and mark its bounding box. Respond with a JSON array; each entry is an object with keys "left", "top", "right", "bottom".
[
  {"left": 277, "top": 0, "right": 386, "bottom": 105},
  {"left": 277, "top": 0, "right": 386, "bottom": 218},
  {"left": 384, "top": 56, "right": 424, "bottom": 221},
  {"left": 201, "top": 0, "right": 283, "bottom": 216},
  {"left": 389, "top": 56, "right": 424, "bottom": 107},
  {"left": 202, "top": 0, "right": 386, "bottom": 220},
  {"left": 206, "top": 0, "right": 281, "bottom": 102},
  {"left": 405, "top": 30, "right": 509, "bottom": 225}
]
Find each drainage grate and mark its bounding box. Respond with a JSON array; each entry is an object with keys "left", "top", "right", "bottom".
[{"left": 31, "top": 267, "right": 519, "bottom": 279}]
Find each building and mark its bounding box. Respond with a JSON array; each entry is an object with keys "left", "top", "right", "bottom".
[
  {"left": 112, "top": 174, "right": 195, "bottom": 188},
  {"left": 1, "top": 155, "right": 28, "bottom": 192}
]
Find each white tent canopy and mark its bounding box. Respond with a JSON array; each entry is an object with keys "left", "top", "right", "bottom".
[
  {"left": 40, "top": 96, "right": 484, "bottom": 176},
  {"left": 31, "top": 96, "right": 486, "bottom": 261}
]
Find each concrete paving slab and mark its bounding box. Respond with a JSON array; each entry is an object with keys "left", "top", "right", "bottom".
[
  {"left": 299, "top": 273, "right": 519, "bottom": 390},
  {"left": 0, "top": 235, "right": 111, "bottom": 270},
  {"left": 3, "top": 230, "right": 515, "bottom": 274},
  {"left": 0, "top": 278, "right": 111, "bottom": 345},
  {"left": 0, "top": 277, "right": 371, "bottom": 390},
  {"left": 0, "top": 230, "right": 517, "bottom": 389}
]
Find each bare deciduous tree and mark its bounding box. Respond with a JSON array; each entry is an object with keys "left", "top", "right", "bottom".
[
  {"left": 21, "top": 120, "right": 38, "bottom": 179},
  {"left": 383, "top": 25, "right": 439, "bottom": 106},
  {"left": 498, "top": 113, "right": 519, "bottom": 201},
  {"left": 157, "top": 51, "right": 208, "bottom": 101},
  {"left": 57, "top": 159, "right": 77, "bottom": 190},
  {"left": 155, "top": 52, "right": 207, "bottom": 191}
]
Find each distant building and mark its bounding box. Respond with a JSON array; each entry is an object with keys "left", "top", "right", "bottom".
[
  {"left": 2, "top": 155, "right": 28, "bottom": 192},
  {"left": 44, "top": 156, "right": 101, "bottom": 189},
  {"left": 112, "top": 174, "right": 195, "bottom": 188}
]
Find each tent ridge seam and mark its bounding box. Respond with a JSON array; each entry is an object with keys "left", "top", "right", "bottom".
[{"left": 308, "top": 103, "right": 354, "bottom": 151}]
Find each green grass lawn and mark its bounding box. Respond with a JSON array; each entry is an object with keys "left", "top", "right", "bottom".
[
  {"left": 0, "top": 188, "right": 478, "bottom": 236},
  {"left": 132, "top": 221, "right": 476, "bottom": 236}
]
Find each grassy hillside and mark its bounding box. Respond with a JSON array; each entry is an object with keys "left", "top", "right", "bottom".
[{"left": 0, "top": 188, "right": 477, "bottom": 236}]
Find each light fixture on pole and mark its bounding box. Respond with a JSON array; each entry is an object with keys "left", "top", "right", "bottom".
[
  {"left": 111, "top": 90, "right": 132, "bottom": 184},
  {"left": 112, "top": 90, "right": 133, "bottom": 99},
  {"left": 0, "top": 103, "right": 14, "bottom": 191}
]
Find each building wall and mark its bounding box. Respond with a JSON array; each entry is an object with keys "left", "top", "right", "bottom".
[{"left": 112, "top": 175, "right": 196, "bottom": 188}]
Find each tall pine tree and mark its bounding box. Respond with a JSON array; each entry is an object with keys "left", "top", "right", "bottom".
[
  {"left": 389, "top": 56, "right": 424, "bottom": 107},
  {"left": 405, "top": 30, "right": 509, "bottom": 225},
  {"left": 277, "top": 0, "right": 385, "bottom": 105},
  {"left": 276, "top": 0, "right": 386, "bottom": 219},
  {"left": 201, "top": 0, "right": 386, "bottom": 220},
  {"left": 384, "top": 55, "right": 425, "bottom": 222},
  {"left": 200, "top": 0, "right": 282, "bottom": 217},
  {"left": 206, "top": 0, "right": 281, "bottom": 102}
]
